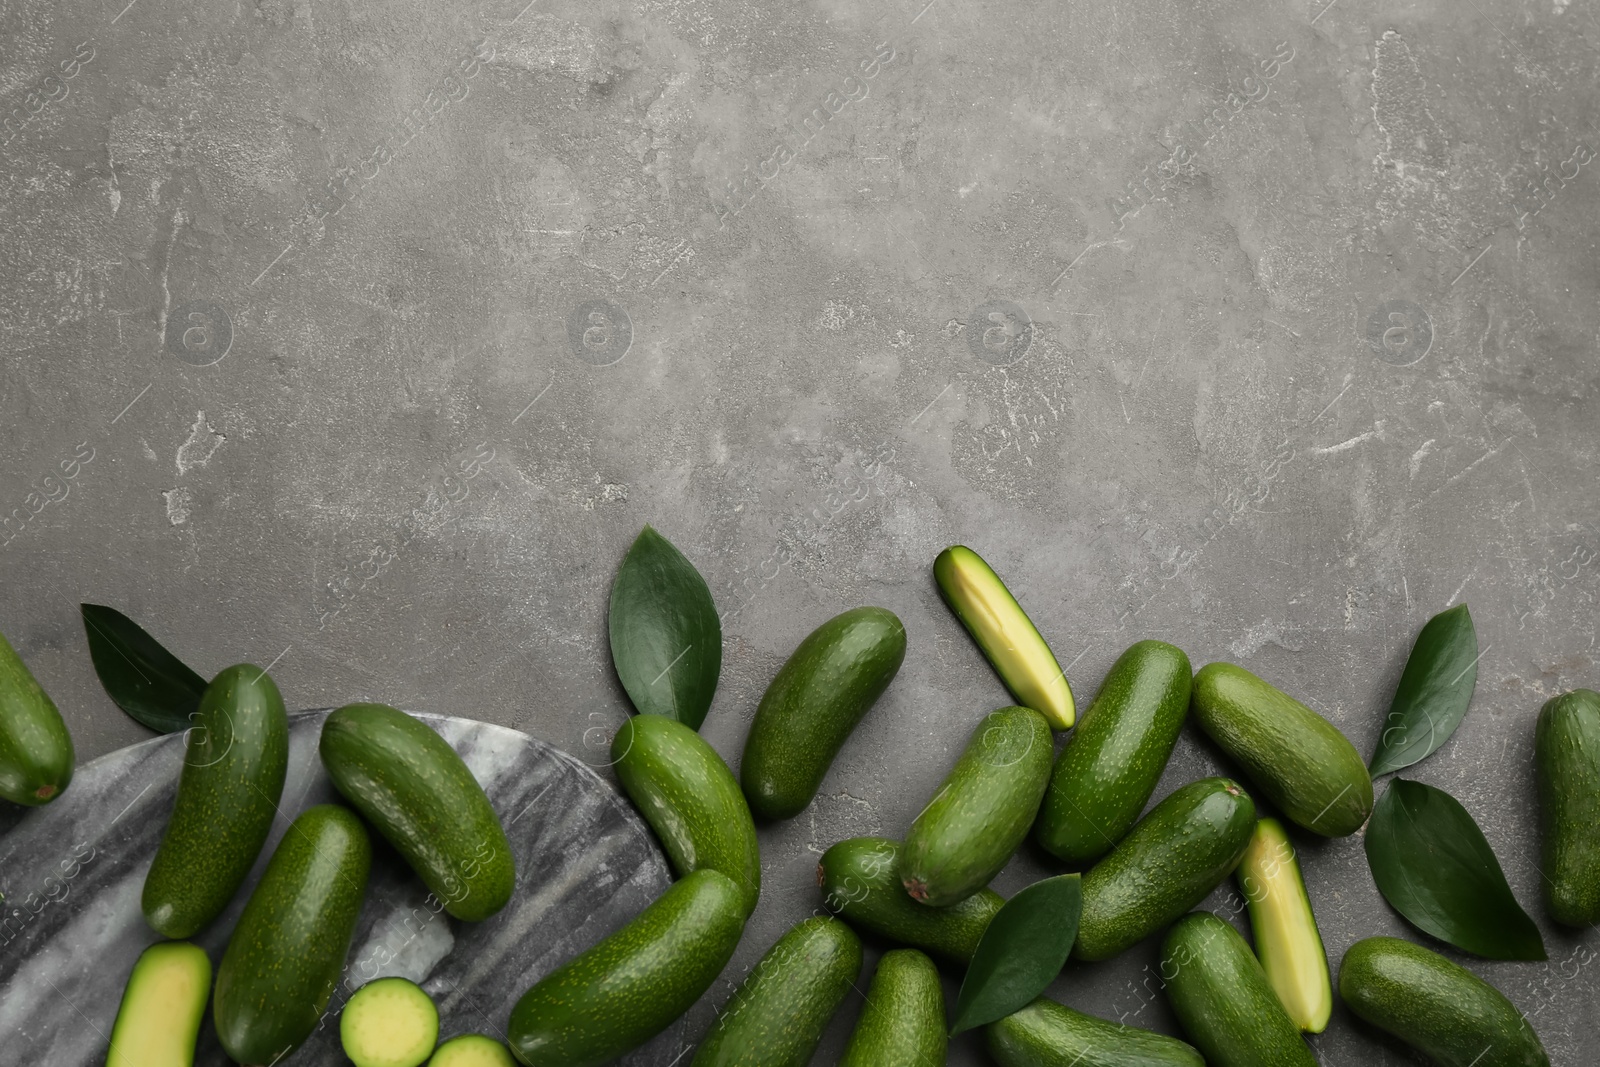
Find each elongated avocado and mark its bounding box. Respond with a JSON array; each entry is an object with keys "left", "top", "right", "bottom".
[
  {"left": 1035, "top": 640, "right": 1191, "bottom": 864},
  {"left": 839, "top": 949, "right": 946, "bottom": 1067},
  {"left": 987, "top": 997, "right": 1205, "bottom": 1067},
  {"left": 0, "top": 627, "right": 74, "bottom": 805},
  {"left": 107, "top": 941, "right": 212, "bottom": 1067},
  {"left": 508, "top": 869, "right": 747, "bottom": 1067},
  {"left": 1076, "top": 778, "right": 1255, "bottom": 961},
  {"left": 612, "top": 713, "right": 760, "bottom": 915},
  {"left": 692, "top": 916, "right": 861, "bottom": 1067},
  {"left": 1190, "top": 663, "right": 1372, "bottom": 837},
  {"left": 818, "top": 836, "right": 1002, "bottom": 964},
  {"left": 214, "top": 804, "right": 373, "bottom": 1066},
  {"left": 1535, "top": 688, "right": 1600, "bottom": 926},
  {"left": 1161, "top": 912, "right": 1317, "bottom": 1067},
  {"left": 899, "top": 705, "right": 1053, "bottom": 906},
  {"left": 341, "top": 977, "right": 439, "bottom": 1067},
  {"left": 1339, "top": 936, "right": 1549, "bottom": 1067},
  {"left": 320, "top": 702, "right": 514, "bottom": 921},
  {"left": 741, "top": 606, "right": 905, "bottom": 820},
  {"left": 1237, "top": 818, "right": 1330, "bottom": 1032},
  {"left": 143, "top": 663, "right": 289, "bottom": 939},
  {"left": 934, "top": 545, "right": 1074, "bottom": 729}
]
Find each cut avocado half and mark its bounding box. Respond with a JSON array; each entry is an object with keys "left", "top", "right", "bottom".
[
  {"left": 1237, "top": 818, "right": 1332, "bottom": 1033},
  {"left": 108, "top": 941, "right": 212, "bottom": 1067},
  {"left": 427, "top": 1034, "right": 516, "bottom": 1067},
  {"left": 341, "top": 977, "right": 440, "bottom": 1067}
]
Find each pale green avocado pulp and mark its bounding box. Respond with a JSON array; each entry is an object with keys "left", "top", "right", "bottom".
[
  {"left": 427, "top": 1035, "right": 517, "bottom": 1067},
  {"left": 341, "top": 977, "right": 440, "bottom": 1067}
]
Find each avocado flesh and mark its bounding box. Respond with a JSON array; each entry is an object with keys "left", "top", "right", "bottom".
[{"left": 1238, "top": 818, "right": 1332, "bottom": 1033}]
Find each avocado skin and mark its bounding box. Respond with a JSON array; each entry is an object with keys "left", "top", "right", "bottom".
[
  {"left": 1190, "top": 662, "right": 1373, "bottom": 837},
  {"left": 900, "top": 705, "right": 1053, "bottom": 906},
  {"left": 987, "top": 997, "right": 1205, "bottom": 1067},
  {"left": 508, "top": 869, "right": 747, "bottom": 1067},
  {"left": 613, "top": 713, "right": 761, "bottom": 916},
  {"left": 692, "top": 916, "right": 862, "bottom": 1067},
  {"left": 839, "top": 949, "right": 946, "bottom": 1067},
  {"left": 934, "top": 545, "right": 1076, "bottom": 729},
  {"left": 1536, "top": 689, "right": 1600, "bottom": 926},
  {"left": 1075, "top": 777, "right": 1256, "bottom": 962},
  {"left": 741, "top": 606, "right": 906, "bottom": 821},
  {"left": 0, "top": 628, "right": 74, "bottom": 805},
  {"left": 1339, "top": 936, "right": 1550, "bottom": 1067},
  {"left": 1036, "top": 640, "right": 1191, "bottom": 865},
  {"left": 1162, "top": 913, "right": 1317, "bottom": 1067},
  {"left": 818, "top": 836, "right": 1002, "bottom": 964},
  {"left": 321, "top": 702, "right": 514, "bottom": 921},
  {"left": 143, "top": 664, "right": 289, "bottom": 939},
  {"left": 214, "top": 804, "right": 373, "bottom": 1065}
]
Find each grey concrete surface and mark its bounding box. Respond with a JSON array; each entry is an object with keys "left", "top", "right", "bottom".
[{"left": 2, "top": 0, "right": 1598, "bottom": 1061}]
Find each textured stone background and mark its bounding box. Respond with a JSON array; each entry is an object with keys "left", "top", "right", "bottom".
[{"left": 2, "top": 0, "right": 1598, "bottom": 1061}]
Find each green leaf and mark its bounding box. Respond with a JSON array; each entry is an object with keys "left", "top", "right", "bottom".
[
  {"left": 1369, "top": 603, "right": 1479, "bottom": 775},
  {"left": 80, "top": 603, "right": 206, "bottom": 733},
  {"left": 1364, "top": 778, "right": 1545, "bottom": 961},
  {"left": 607, "top": 525, "right": 722, "bottom": 731},
  {"left": 950, "top": 874, "right": 1081, "bottom": 1035}
]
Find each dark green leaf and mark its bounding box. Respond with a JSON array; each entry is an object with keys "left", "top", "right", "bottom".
[
  {"left": 80, "top": 603, "right": 206, "bottom": 733},
  {"left": 1370, "top": 603, "right": 1479, "bottom": 775},
  {"left": 1365, "top": 778, "right": 1545, "bottom": 960},
  {"left": 950, "top": 874, "right": 1081, "bottom": 1035},
  {"left": 607, "top": 526, "right": 722, "bottom": 731}
]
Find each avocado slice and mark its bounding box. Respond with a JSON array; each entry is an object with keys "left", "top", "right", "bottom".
[
  {"left": 1236, "top": 818, "right": 1332, "bottom": 1033},
  {"left": 934, "top": 546, "right": 1075, "bottom": 729},
  {"left": 108, "top": 942, "right": 212, "bottom": 1067}
]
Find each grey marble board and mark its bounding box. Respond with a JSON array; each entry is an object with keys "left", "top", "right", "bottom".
[{"left": 0, "top": 709, "right": 678, "bottom": 1067}]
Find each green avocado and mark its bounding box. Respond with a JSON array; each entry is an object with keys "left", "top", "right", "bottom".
[
  {"left": 1035, "top": 640, "right": 1191, "bottom": 865},
  {"left": 1535, "top": 688, "right": 1600, "bottom": 926},
  {"left": 1161, "top": 912, "right": 1316, "bottom": 1067},
  {"left": 213, "top": 804, "right": 373, "bottom": 1065},
  {"left": 1075, "top": 777, "right": 1255, "bottom": 962},
  {"left": 934, "top": 545, "right": 1075, "bottom": 729},
  {"left": 0, "top": 627, "right": 74, "bottom": 805},
  {"left": 692, "top": 916, "right": 862, "bottom": 1067},
  {"left": 899, "top": 705, "right": 1053, "bottom": 906},
  {"left": 1339, "top": 936, "right": 1549, "bottom": 1067},
  {"left": 508, "top": 869, "right": 747, "bottom": 1067},
  {"left": 741, "top": 606, "right": 906, "bottom": 821},
  {"left": 987, "top": 997, "right": 1204, "bottom": 1067},
  {"left": 839, "top": 949, "right": 946, "bottom": 1067},
  {"left": 107, "top": 941, "right": 212, "bottom": 1067},
  {"left": 1190, "top": 662, "right": 1372, "bottom": 837},
  {"left": 612, "top": 713, "right": 760, "bottom": 915},
  {"left": 818, "top": 836, "right": 1002, "bottom": 964},
  {"left": 142, "top": 663, "right": 289, "bottom": 939},
  {"left": 320, "top": 702, "right": 514, "bottom": 922},
  {"left": 1236, "top": 818, "right": 1330, "bottom": 1032}
]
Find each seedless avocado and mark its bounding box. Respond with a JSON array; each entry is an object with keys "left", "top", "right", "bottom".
[
  {"left": 934, "top": 545, "right": 1075, "bottom": 729},
  {"left": 741, "top": 606, "right": 905, "bottom": 820},
  {"left": 1339, "top": 936, "right": 1550, "bottom": 1067},
  {"left": 341, "top": 977, "right": 439, "bottom": 1067},
  {"left": 1535, "top": 688, "right": 1600, "bottom": 926},
  {"left": 429, "top": 1036, "right": 518, "bottom": 1067},
  {"left": 1161, "top": 912, "right": 1317, "bottom": 1067},
  {"left": 611, "top": 713, "right": 760, "bottom": 915},
  {"left": 1236, "top": 818, "right": 1330, "bottom": 1032},
  {"left": 818, "top": 836, "right": 1003, "bottom": 964},
  {"left": 691, "top": 916, "right": 862, "bottom": 1067},
  {"left": 0, "top": 627, "right": 74, "bottom": 805},
  {"left": 839, "top": 949, "right": 946, "bottom": 1067},
  {"left": 107, "top": 941, "right": 212, "bottom": 1067},
  {"left": 1035, "top": 640, "right": 1191, "bottom": 865},
  {"left": 508, "top": 869, "right": 747, "bottom": 1067},
  {"left": 1076, "top": 777, "right": 1255, "bottom": 961},
  {"left": 320, "top": 702, "right": 514, "bottom": 922},
  {"left": 900, "top": 705, "right": 1053, "bottom": 906},
  {"left": 214, "top": 804, "right": 373, "bottom": 1065},
  {"left": 987, "top": 997, "right": 1204, "bottom": 1067},
  {"left": 1190, "top": 663, "right": 1372, "bottom": 837},
  {"left": 143, "top": 663, "right": 289, "bottom": 939}
]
